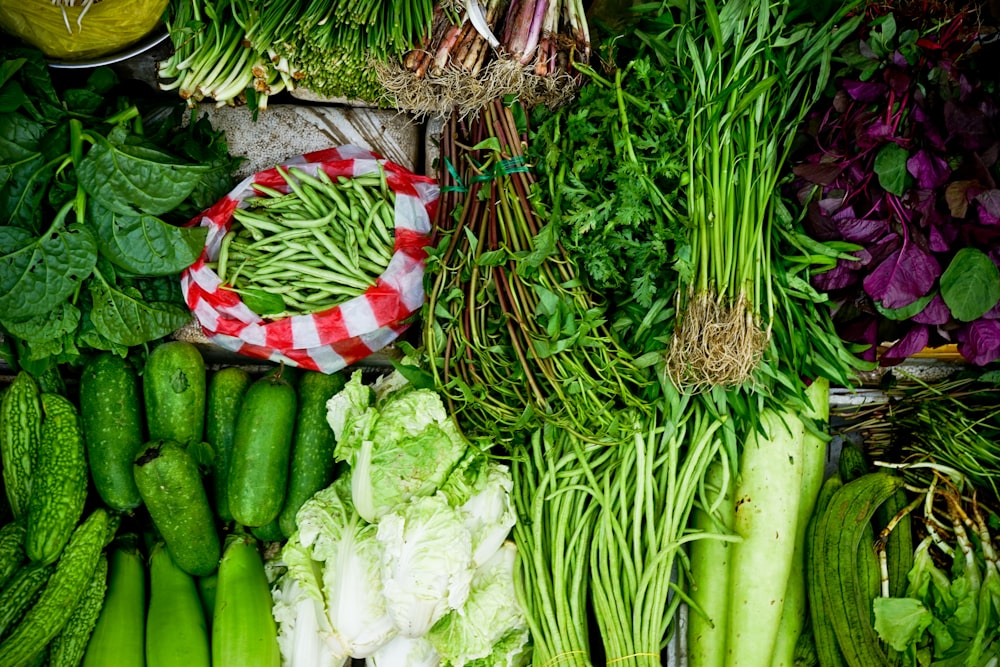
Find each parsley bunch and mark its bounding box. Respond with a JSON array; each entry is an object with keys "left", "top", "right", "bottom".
[{"left": 528, "top": 54, "right": 687, "bottom": 310}]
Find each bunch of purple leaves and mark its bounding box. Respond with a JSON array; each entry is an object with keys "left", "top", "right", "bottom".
[{"left": 792, "top": 5, "right": 1000, "bottom": 365}]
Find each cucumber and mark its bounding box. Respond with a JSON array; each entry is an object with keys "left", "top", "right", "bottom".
[
  {"left": 0, "top": 508, "right": 111, "bottom": 667},
  {"left": 143, "top": 341, "right": 206, "bottom": 447},
  {"left": 278, "top": 371, "right": 345, "bottom": 538},
  {"left": 212, "top": 534, "right": 280, "bottom": 667},
  {"left": 196, "top": 574, "right": 217, "bottom": 635},
  {"left": 0, "top": 521, "right": 27, "bottom": 590},
  {"left": 0, "top": 563, "right": 53, "bottom": 640},
  {"left": 134, "top": 441, "right": 220, "bottom": 577},
  {"left": 227, "top": 375, "right": 297, "bottom": 528},
  {"left": 0, "top": 372, "right": 42, "bottom": 520},
  {"left": 146, "top": 541, "right": 210, "bottom": 667},
  {"left": 80, "top": 353, "right": 145, "bottom": 511},
  {"left": 250, "top": 519, "right": 285, "bottom": 543},
  {"left": 26, "top": 394, "right": 88, "bottom": 565},
  {"left": 48, "top": 553, "right": 108, "bottom": 667},
  {"left": 205, "top": 367, "right": 252, "bottom": 523},
  {"left": 82, "top": 539, "right": 145, "bottom": 667}
]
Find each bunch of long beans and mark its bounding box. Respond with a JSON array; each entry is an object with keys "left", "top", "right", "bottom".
[
  {"left": 380, "top": 0, "right": 590, "bottom": 116},
  {"left": 209, "top": 166, "right": 395, "bottom": 317},
  {"left": 423, "top": 98, "right": 650, "bottom": 444},
  {"left": 158, "top": 0, "right": 435, "bottom": 108},
  {"left": 665, "top": 0, "right": 862, "bottom": 390}
]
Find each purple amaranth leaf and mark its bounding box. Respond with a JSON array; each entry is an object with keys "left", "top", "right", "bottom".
[
  {"left": 840, "top": 317, "right": 879, "bottom": 362},
  {"left": 858, "top": 117, "right": 896, "bottom": 147},
  {"left": 884, "top": 66, "right": 911, "bottom": 94},
  {"left": 945, "top": 99, "right": 995, "bottom": 151},
  {"left": 928, "top": 225, "right": 951, "bottom": 253},
  {"left": 881, "top": 324, "right": 930, "bottom": 361},
  {"left": 983, "top": 297, "right": 1000, "bottom": 320},
  {"left": 843, "top": 79, "right": 888, "bottom": 102},
  {"left": 792, "top": 162, "right": 843, "bottom": 186},
  {"left": 863, "top": 241, "right": 941, "bottom": 309},
  {"left": 907, "top": 150, "right": 951, "bottom": 189},
  {"left": 834, "top": 209, "right": 890, "bottom": 243},
  {"left": 976, "top": 189, "right": 1000, "bottom": 224},
  {"left": 957, "top": 320, "right": 1000, "bottom": 365},
  {"left": 912, "top": 294, "right": 952, "bottom": 325},
  {"left": 813, "top": 260, "right": 858, "bottom": 291}
]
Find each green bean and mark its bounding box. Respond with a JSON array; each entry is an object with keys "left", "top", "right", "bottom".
[
  {"left": 217, "top": 230, "right": 238, "bottom": 281},
  {"left": 242, "top": 228, "right": 317, "bottom": 250},
  {"left": 267, "top": 260, "right": 374, "bottom": 290},
  {"left": 233, "top": 209, "right": 287, "bottom": 234},
  {"left": 248, "top": 183, "right": 290, "bottom": 199},
  {"left": 276, "top": 166, "right": 326, "bottom": 218},
  {"left": 274, "top": 208, "right": 342, "bottom": 229}
]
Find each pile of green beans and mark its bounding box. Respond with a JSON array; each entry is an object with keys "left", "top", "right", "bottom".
[{"left": 211, "top": 165, "right": 396, "bottom": 316}]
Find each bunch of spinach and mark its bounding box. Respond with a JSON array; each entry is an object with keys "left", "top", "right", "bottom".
[
  {"left": 791, "top": 9, "right": 1000, "bottom": 365},
  {"left": 0, "top": 49, "right": 240, "bottom": 373}
]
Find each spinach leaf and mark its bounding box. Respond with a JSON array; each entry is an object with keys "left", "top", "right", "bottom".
[
  {"left": 77, "top": 127, "right": 210, "bottom": 216},
  {"left": 89, "top": 199, "right": 207, "bottom": 275},
  {"left": 940, "top": 248, "right": 1000, "bottom": 322},
  {"left": 1, "top": 302, "right": 81, "bottom": 362},
  {"left": 0, "top": 218, "right": 98, "bottom": 320},
  {"left": 88, "top": 266, "right": 193, "bottom": 346}
]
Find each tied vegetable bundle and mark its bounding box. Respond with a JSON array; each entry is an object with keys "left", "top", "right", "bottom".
[
  {"left": 666, "top": 0, "right": 862, "bottom": 390},
  {"left": 158, "top": 0, "right": 436, "bottom": 109},
  {"left": 424, "top": 98, "right": 650, "bottom": 444},
  {"left": 378, "top": 0, "right": 591, "bottom": 117}
]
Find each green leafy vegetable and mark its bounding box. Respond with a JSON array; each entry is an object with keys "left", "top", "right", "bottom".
[
  {"left": 940, "top": 248, "right": 1000, "bottom": 322},
  {"left": 0, "top": 47, "right": 238, "bottom": 370}
]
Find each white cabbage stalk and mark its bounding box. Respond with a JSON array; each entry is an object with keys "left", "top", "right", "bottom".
[
  {"left": 459, "top": 463, "right": 516, "bottom": 567},
  {"left": 271, "top": 572, "right": 348, "bottom": 667},
  {"left": 328, "top": 372, "right": 470, "bottom": 523},
  {"left": 378, "top": 493, "right": 475, "bottom": 637},
  {"left": 282, "top": 480, "right": 398, "bottom": 660},
  {"left": 426, "top": 542, "right": 529, "bottom": 667},
  {"left": 366, "top": 634, "right": 441, "bottom": 667}
]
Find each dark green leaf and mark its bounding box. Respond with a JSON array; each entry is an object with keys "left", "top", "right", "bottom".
[
  {"left": 0, "top": 113, "right": 47, "bottom": 161},
  {"left": 62, "top": 88, "right": 106, "bottom": 117},
  {"left": 0, "top": 80, "right": 26, "bottom": 113},
  {"left": 77, "top": 129, "right": 210, "bottom": 215},
  {"left": 388, "top": 361, "right": 436, "bottom": 390},
  {"left": 0, "top": 57, "right": 27, "bottom": 89},
  {"left": 0, "top": 301, "right": 80, "bottom": 343},
  {"left": 0, "top": 221, "right": 97, "bottom": 319},
  {"left": 230, "top": 287, "right": 286, "bottom": 315},
  {"left": 874, "top": 143, "right": 910, "bottom": 196},
  {"left": 940, "top": 248, "right": 1000, "bottom": 322},
  {"left": 88, "top": 270, "right": 193, "bottom": 346},
  {"left": 89, "top": 199, "right": 206, "bottom": 275},
  {"left": 875, "top": 291, "right": 936, "bottom": 321}
]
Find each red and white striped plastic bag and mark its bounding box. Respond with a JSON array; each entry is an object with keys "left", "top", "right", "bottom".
[{"left": 180, "top": 145, "right": 439, "bottom": 373}]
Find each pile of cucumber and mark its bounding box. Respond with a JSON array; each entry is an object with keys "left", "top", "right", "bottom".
[{"left": 0, "top": 340, "right": 346, "bottom": 667}]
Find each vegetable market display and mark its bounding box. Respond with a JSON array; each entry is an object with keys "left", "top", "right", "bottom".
[{"left": 2, "top": 1, "right": 1000, "bottom": 667}]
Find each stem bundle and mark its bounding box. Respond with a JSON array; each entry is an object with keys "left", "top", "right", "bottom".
[
  {"left": 423, "top": 99, "right": 649, "bottom": 444},
  {"left": 158, "top": 0, "right": 435, "bottom": 109},
  {"left": 378, "top": 0, "right": 590, "bottom": 118},
  {"left": 666, "top": 0, "right": 862, "bottom": 390}
]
